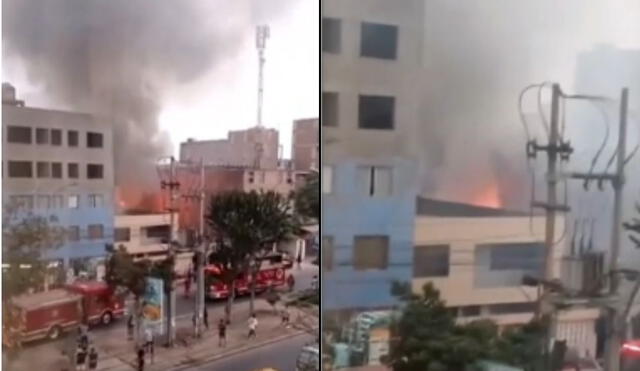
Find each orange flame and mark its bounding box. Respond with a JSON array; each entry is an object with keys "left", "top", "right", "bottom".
[
  {"left": 471, "top": 184, "right": 502, "bottom": 209},
  {"left": 116, "top": 186, "right": 165, "bottom": 214}
]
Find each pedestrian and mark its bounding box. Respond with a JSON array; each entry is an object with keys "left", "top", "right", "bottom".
[
  {"left": 184, "top": 272, "right": 191, "bottom": 298},
  {"left": 281, "top": 306, "right": 290, "bottom": 327},
  {"left": 203, "top": 306, "right": 209, "bottom": 330},
  {"left": 296, "top": 252, "right": 302, "bottom": 270},
  {"left": 218, "top": 319, "right": 227, "bottom": 347},
  {"left": 127, "top": 315, "right": 134, "bottom": 340},
  {"left": 88, "top": 347, "right": 98, "bottom": 371},
  {"left": 311, "top": 275, "right": 318, "bottom": 291},
  {"left": 287, "top": 274, "right": 295, "bottom": 292},
  {"left": 247, "top": 313, "right": 258, "bottom": 339},
  {"left": 137, "top": 347, "right": 145, "bottom": 371},
  {"left": 144, "top": 328, "right": 154, "bottom": 364},
  {"left": 76, "top": 346, "right": 87, "bottom": 371}
]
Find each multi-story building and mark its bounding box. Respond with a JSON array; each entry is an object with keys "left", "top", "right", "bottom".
[
  {"left": 180, "top": 126, "right": 279, "bottom": 169},
  {"left": 412, "top": 197, "right": 599, "bottom": 357},
  {"left": 2, "top": 83, "right": 115, "bottom": 275},
  {"left": 322, "top": 0, "right": 424, "bottom": 310},
  {"left": 292, "top": 118, "right": 319, "bottom": 172}
]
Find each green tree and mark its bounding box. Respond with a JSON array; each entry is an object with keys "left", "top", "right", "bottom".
[
  {"left": 294, "top": 171, "right": 319, "bottom": 221},
  {"left": 2, "top": 205, "right": 66, "bottom": 300},
  {"left": 104, "top": 245, "right": 150, "bottom": 343}
]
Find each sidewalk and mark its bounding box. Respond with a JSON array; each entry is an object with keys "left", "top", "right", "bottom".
[{"left": 94, "top": 299, "right": 318, "bottom": 371}]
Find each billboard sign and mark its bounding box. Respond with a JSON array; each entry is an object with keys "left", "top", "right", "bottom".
[{"left": 142, "top": 277, "right": 164, "bottom": 335}]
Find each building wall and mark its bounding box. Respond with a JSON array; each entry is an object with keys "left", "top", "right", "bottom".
[
  {"left": 413, "top": 215, "right": 599, "bottom": 356},
  {"left": 2, "top": 104, "right": 115, "bottom": 267},
  {"left": 292, "top": 118, "right": 319, "bottom": 171},
  {"left": 323, "top": 157, "right": 418, "bottom": 310},
  {"left": 322, "top": 0, "right": 424, "bottom": 311}
]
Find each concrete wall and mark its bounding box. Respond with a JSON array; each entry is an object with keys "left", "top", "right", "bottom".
[
  {"left": 2, "top": 105, "right": 115, "bottom": 266},
  {"left": 292, "top": 118, "right": 319, "bottom": 171}
]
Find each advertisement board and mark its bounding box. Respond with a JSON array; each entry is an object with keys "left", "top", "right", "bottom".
[{"left": 142, "top": 277, "right": 164, "bottom": 335}]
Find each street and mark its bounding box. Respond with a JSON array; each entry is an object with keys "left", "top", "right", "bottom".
[{"left": 185, "top": 332, "right": 314, "bottom": 371}]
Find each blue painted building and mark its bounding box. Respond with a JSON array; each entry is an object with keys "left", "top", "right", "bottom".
[{"left": 2, "top": 83, "right": 115, "bottom": 278}]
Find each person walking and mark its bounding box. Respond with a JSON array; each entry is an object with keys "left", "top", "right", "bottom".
[
  {"left": 247, "top": 313, "right": 258, "bottom": 339},
  {"left": 281, "top": 306, "right": 290, "bottom": 328},
  {"left": 311, "top": 275, "right": 318, "bottom": 291},
  {"left": 203, "top": 306, "right": 209, "bottom": 330},
  {"left": 136, "top": 347, "right": 145, "bottom": 371},
  {"left": 144, "top": 328, "right": 154, "bottom": 364},
  {"left": 287, "top": 274, "right": 295, "bottom": 292},
  {"left": 88, "top": 347, "right": 98, "bottom": 371},
  {"left": 76, "top": 346, "right": 88, "bottom": 371},
  {"left": 218, "top": 319, "right": 227, "bottom": 347},
  {"left": 184, "top": 270, "right": 192, "bottom": 298},
  {"left": 296, "top": 252, "right": 302, "bottom": 270},
  {"left": 127, "top": 315, "right": 134, "bottom": 340}
]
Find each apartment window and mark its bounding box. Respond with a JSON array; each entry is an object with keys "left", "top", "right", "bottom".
[
  {"left": 322, "top": 92, "right": 338, "bottom": 127},
  {"left": 487, "top": 302, "right": 536, "bottom": 315},
  {"left": 88, "top": 224, "right": 104, "bottom": 240},
  {"left": 87, "top": 164, "right": 104, "bottom": 179},
  {"left": 360, "top": 22, "right": 398, "bottom": 60},
  {"left": 145, "top": 225, "right": 171, "bottom": 242},
  {"left": 322, "top": 17, "right": 341, "bottom": 53},
  {"left": 114, "top": 227, "right": 131, "bottom": 242},
  {"left": 485, "top": 242, "right": 545, "bottom": 271},
  {"left": 51, "top": 162, "right": 63, "bottom": 178},
  {"left": 68, "top": 195, "right": 79, "bottom": 209},
  {"left": 322, "top": 165, "right": 333, "bottom": 194},
  {"left": 37, "top": 162, "right": 50, "bottom": 178},
  {"left": 68, "top": 226, "right": 80, "bottom": 242},
  {"left": 68, "top": 130, "right": 79, "bottom": 147},
  {"left": 7, "top": 126, "right": 32, "bottom": 144},
  {"left": 414, "top": 245, "right": 450, "bottom": 278},
  {"left": 358, "top": 166, "right": 392, "bottom": 197},
  {"left": 359, "top": 95, "right": 395, "bottom": 130},
  {"left": 51, "top": 129, "right": 62, "bottom": 146},
  {"left": 50, "top": 195, "right": 64, "bottom": 209},
  {"left": 37, "top": 195, "right": 51, "bottom": 209},
  {"left": 460, "top": 306, "right": 482, "bottom": 317},
  {"left": 322, "top": 236, "right": 334, "bottom": 271},
  {"left": 88, "top": 194, "right": 104, "bottom": 208},
  {"left": 8, "top": 161, "right": 33, "bottom": 178},
  {"left": 87, "top": 132, "right": 103, "bottom": 148},
  {"left": 353, "top": 235, "right": 389, "bottom": 271},
  {"left": 36, "top": 128, "right": 49, "bottom": 144},
  {"left": 9, "top": 195, "right": 34, "bottom": 211},
  {"left": 68, "top": 163, "right": 79, "bottom": 178}
]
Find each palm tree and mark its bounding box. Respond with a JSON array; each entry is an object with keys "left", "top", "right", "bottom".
[{"left": 294, "top": 171, "right": 319, "bottom": 222}]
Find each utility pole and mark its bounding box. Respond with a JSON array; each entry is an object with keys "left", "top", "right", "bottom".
[
  {"left": 195, "top": 160, "right": 206, "bottom": 338},
  {"left": 603, "top": 87, "right": 629, "bottom": 371},
  {"left": 256, "top": 25, "right": 269, "bottom": 128},
  {"left": 160, "top": 156, "right": 180, "bottom": 347},
  {"left": 527, "top": 83, "right": 572, "bottom": 369}
]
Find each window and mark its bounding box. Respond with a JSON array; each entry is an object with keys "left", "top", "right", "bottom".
[
  {"left": 353, "top": 235, "right": 389, "bottom": 271},
  {"left": 322, "top": 17, "right": 341, "bottom": 53},
  {"left": 413, "top": 245, "right": 450, "bottom": 277},
  {"left": 37, "top": 195, "right": 51, "bottom": 209},
  {"left": 87, "top": 164, "right": 104, "bottom": 179},
  {"left": 87, "top": 132, "right": 103, "bottom": 148},
  {"left": 7, "top": 126, "right": 32, "bottom": 144},
  {"left": 37, "top": 162, "right": 50, "bottom": 178},
  {"left": 359, "top": 95, "right": 395, "bottom": 129},
  {"left": 485, "top": 242, "right": 545, "bottom": 271},
  {"left": 360, "top": 22, "right": 398, "bottom": 60},
  {"left": 322, "top": 92, "right": 338, "bottom": 127},
  {"left": 9, "top": 195, "right": 34, "bottom": 211},
  {"left": 51, "top": 162, "right": 62, "bottom": 178},
  {"left": 358, "top": 166, "right": 392, "bottom": 197},
  {"left": 68, "top": 130, "right": 79, "bottom": 147},
  {"left": 51, "top": 129, "right": 62, "bottom": 146},
  {"left": 68, "top": 226, "right": 80, "bottom": 242},
  {"left": 144, "top": 225, "right": 171, "bottom": 243},
  {"left": 115, "top": 227, "right": 131, "bottom": 242},
  {"left": 88, "top": 194, "right": 104, "bottom": 208},
  {"left": 50, "top": 195, "right": 64, "bottom": 209},
  {"left": 487, "top": 302, "right": 536, "bottom": 315},
  {"left": 460, "top": 306, "right": 482, "bottom": 317},
  {"left": 8, "top": 161, "right": 33, "bottom": 178},
  {"left": 68, "top": 195, "right": 79, "bottom": 209},
  {"left": 322, "top": 166, "right": 333, "bottom": 194},
  {"left": 322, "top": 236, "right": 334, "bottom": 271},
  {"left": 36, "top": 128, "right": 49, "bottom": 144},
  {"left": 68, "top": 163, "right": 79, "bottom": 178},
  {"left": 88, "top": 224, "right": 104, "bottom": 240}
]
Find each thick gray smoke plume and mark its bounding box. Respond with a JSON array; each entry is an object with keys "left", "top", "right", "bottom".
[{"left": 3, "top": 0, "right": 293, "bottom": 191}]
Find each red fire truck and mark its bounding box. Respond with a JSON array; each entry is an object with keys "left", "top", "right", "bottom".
[
  {"left": 205, "top": 253, "right": 294, "bottom": 300},
  {"left": 3, "top": 281, "right": 125, "bottom": 345}
]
